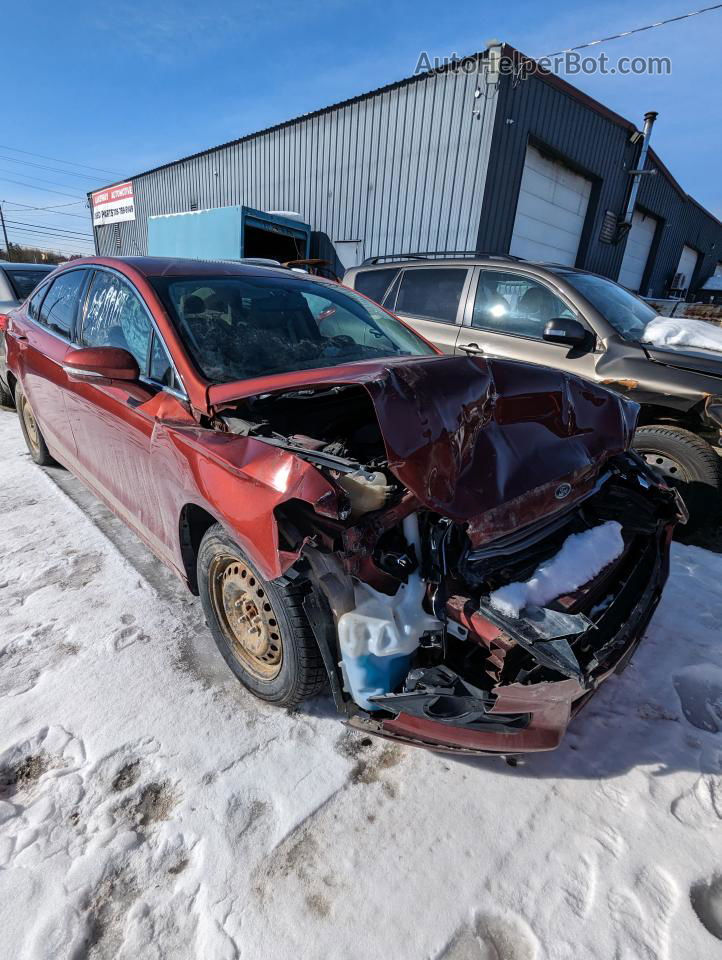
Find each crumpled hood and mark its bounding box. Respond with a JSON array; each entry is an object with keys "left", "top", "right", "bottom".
[
  {"left": 210, "top": 355, "right": 639, "bottom": 545},
  {"left": 360, "top": 356, "right": 638, "bottom": 544}
]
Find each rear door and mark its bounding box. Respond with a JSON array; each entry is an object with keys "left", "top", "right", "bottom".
[
  {"left": 11, "top": 269, "right": 89, "bottom": 462},
  {"left": 64, "top": 268, "right": 180, "bottom": 561},
  {"left": 389, "top": 266, "right": 470, "bottom": 353},
  {"left": 455, "top": 267, "right": 599, "bottom": 379}
]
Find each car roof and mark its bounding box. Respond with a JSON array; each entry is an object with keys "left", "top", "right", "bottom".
[
  {"left": 0, "top": 261, "right": 57, "bottom": 271},
  {"left": 350, "top": 256, "right": 590, "bottom": 275},
  {"left": 60, "top": 255, "right": 315, "bottom": 281}
]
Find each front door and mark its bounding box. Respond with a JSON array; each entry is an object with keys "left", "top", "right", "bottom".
[
  {"left": 63, "top": 268, "right": 174, "bottom": 562},
  {"left": 455, "top": 268, "right": 599, "bottom": 380}
]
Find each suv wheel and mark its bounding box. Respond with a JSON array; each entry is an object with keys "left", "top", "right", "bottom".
[
  {"left": 15, "top": 384, "right": 56, "bottom": 466},
  {"left": 633, "top": 425, "right": 721, "bottom": 524},
  {"left": 197, "top": 524, "right": 326, "bottom": 707}
]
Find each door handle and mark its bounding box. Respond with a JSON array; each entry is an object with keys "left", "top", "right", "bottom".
[
  {"left": 460, "top": 342, "right": 484, "bottom": 355},
  {"left": 8, "top": 331, "right": 28, "bottom": 342}
]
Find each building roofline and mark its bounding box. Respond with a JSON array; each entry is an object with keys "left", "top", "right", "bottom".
[
  {"left": 89, "top": 41, "right": 721, "bottom": 233},
  {"left": 88, "top": 49, "right": 494, "bottom": 195}
]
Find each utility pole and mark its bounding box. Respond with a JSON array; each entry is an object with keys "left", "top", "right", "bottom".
[{"left": 0, "top": 203, "right": 11, "bottom": 261}]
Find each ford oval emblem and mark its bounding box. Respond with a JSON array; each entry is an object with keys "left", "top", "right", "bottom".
[{"left": 555, "top": 482, "right": 572, "bottom": 500}]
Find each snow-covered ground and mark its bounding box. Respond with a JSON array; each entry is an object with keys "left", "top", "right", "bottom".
[{"left": 1, "top": 406, "right": 722, "bottom": 960}]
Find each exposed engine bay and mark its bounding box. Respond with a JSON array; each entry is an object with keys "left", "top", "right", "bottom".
[{"left": 213, "top": 355, "right": 683, "bottom": 754}]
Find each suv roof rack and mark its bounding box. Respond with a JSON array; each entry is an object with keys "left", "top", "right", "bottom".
[{"left": 360, "top": 251, "right": 526, "bottom": 266}]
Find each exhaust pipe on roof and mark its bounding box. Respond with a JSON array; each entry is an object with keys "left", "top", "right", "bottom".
[{"left": 622, "top": 111, "right": 658, "bottom": 229}]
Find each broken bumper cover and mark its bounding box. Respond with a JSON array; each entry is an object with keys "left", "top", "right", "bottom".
[{"left": 366, "top": 523, "right": 672, "bottom": 755}]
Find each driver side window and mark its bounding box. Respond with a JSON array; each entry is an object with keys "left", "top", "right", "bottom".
[
  {"left": 472, "top": 270, "right": 575, "bottom": 339},
  {"left": 81, "top": 272, "right": 152, "bottom": 375}
]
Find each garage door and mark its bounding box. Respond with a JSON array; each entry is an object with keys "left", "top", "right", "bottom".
[
  {"left": 676, "top": 245, "right": 698, "bottom": 289},
  {"left": 510, "top": 146, "right": 592, "bottom": 266},
  {"left": 618, "top": 210, "right": 657, "bottom": 292}
]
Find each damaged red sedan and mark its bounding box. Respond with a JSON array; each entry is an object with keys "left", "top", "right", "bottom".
[{"left": 4, "top": 257, "right": 685, "bottom": 754}]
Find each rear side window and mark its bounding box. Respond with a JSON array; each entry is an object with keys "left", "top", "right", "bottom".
[
  {"left": 353, "top": 268, "right": 399, "bottom": 304},
  {"left": 82, "top": 272, "right": 152, "bottom": 374},
  {"left": 38, "top": 271, "right": 87, "bottom": 338},
  {"left": 395, "top": 268, "right": 467, "bottom": 324},
  {"left": 27, "top": 285, "right": 48, "bottom": 322},
  {"left": 6, "top": 268, "right": 54, "bottom": 301}
]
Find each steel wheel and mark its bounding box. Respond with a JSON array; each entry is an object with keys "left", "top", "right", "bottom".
[
  {"left": 208, "top": 554, "right": 283, "bottom": 681},
  {"left": 18, "top": 392, "right": 41, "bottom": 457},
  {"left": 640, "top": 449, "right": 691, "bottom": 484}
]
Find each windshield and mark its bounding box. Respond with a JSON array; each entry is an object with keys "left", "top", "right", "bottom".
[
  {"left": 5, "top": 267, "right": 55, "bottom": 302},
  {"left": 151, "top": 274, "right": 435, "bottom": 383},
  {"left": 554, "top": 270, "right": 657, "bottom": 342}
]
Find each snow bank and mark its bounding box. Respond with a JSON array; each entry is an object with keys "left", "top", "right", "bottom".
[
  {"left": 643, "top": 315, "right": 722, "bottom": 353},
  {"left": 489, "top": 520, "right": 624, "bottom": 618}
]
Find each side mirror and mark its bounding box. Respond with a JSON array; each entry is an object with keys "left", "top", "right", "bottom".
[
  {"left": 543, "top": 317, "right": 588, "bottom": 347},
  {"left": 62, "top": 346, "right": 140, "bottom": 383}
]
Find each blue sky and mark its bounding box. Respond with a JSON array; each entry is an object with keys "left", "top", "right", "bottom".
[{"left": 4, "top": 0, "right": 721, "bottom": 256}]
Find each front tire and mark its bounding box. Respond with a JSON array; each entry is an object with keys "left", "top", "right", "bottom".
[
  {"left": 15, "top": 384, "right": 56, "bottom": 466},
  {"left": 633, "top": 424, "right": 721, "bottom": 525},
  {"left": 197, "top": 524, "right": 326, "bottom": 707}
]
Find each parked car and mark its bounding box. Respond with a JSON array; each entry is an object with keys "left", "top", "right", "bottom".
[
  {"left": 344, "top": 255, "right": 722, "bottom": 520},
  {"left": 4, "top": 256, "right": 682, "bottom": 755},
  {"left": 0, "top": 261, "right": 57, "bottom": 406}
]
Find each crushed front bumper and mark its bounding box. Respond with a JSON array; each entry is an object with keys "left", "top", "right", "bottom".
[{"left": 359, "top": 521, "right": 673, "bottom": 756}]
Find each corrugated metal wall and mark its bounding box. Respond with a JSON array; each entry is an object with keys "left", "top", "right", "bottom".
[
  {"left": 476, "top": 65, "right": 722, "bottom": 297},
  {"left": 93, "top": 51, "right": 722, "bottom": 298},
  {"left": 94, "top": 60, "right": 500, "bottom": 264}
]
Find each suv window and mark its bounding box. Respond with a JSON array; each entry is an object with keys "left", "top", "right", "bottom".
[
  {"left": 82, "top": 272, "right": 152, "bottom": 374},
  {"left": 472, "top": 270, "right": 575, "bottom": 338},
  {"left": 37, "top": 270, "right": 87, "bottom": 338},
  {"left": 395, "top": 268, "right": 467, "bottom": 324},
  {"left": 354, "top": 268, "right": 399, "bottom": 304}
]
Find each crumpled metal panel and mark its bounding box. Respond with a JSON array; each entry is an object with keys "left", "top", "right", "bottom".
[
  {"left": 360, "top": 355, "right": 638, "bottom": 543},
  {"left": 210, "top": 354, "right": 638, "bottom": 545}
]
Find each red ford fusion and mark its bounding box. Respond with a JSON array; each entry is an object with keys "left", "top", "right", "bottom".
[{"left": 3, "top": 257, "right": 683, "bottom": 754}]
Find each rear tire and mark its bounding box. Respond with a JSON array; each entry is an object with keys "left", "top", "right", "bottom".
[
  {"left": 15, "top": 383, "right": 56, "bottom": 466},
  {"left": 0, "top": 379, "right": 14, "bottom": 409},
  {"left": 197, "top": 523, "right": 326, "bottom": 707},
  {"left": 633, "top": 424, "right": 721, "bottom": 526}
]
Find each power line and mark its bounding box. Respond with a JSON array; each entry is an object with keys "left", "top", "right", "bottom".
[
  {"left": 0, "top": 177, "right": 83, "bottom": 200},
  {"left": 541, "top": 3, "right": 722, "bottom": 58},
  {"left": 4, "top": 218, "right": 93, "bottom": 239},
  {"left": 4, "top": 225, "right": 93, "bottom": 245},
  {"left": 0, "top": 155, "right": 103, "bottom": 182},
  {"left": 7, "top": 231, "right": 94, "bottom": 249},
  {"left": 0, "top": 144, "right": 122, "bottom": 178},
  {"left": 2, "top": 200, "right": 89, "bottom": 220},
  {"left": 0, "top": 167, "right": 94, "bottom": 193}
]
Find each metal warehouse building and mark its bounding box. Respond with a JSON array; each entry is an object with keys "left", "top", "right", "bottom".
[{"left": 90, "top": 43, "right": 722, "bottom": 298}]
